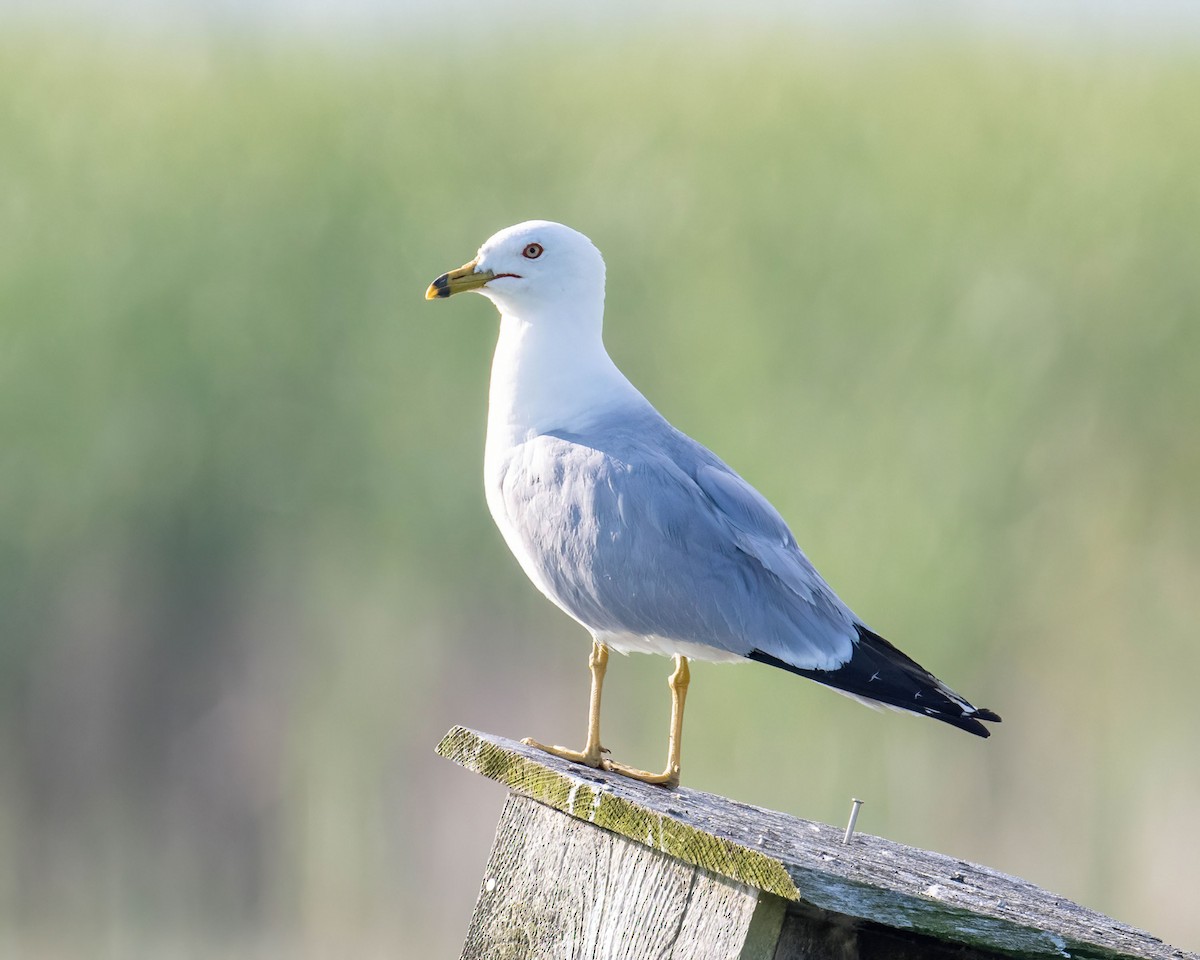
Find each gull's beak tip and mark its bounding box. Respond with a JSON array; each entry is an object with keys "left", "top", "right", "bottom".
[{"left": 425, "top": 258, "right": 493, "bottom": 301}]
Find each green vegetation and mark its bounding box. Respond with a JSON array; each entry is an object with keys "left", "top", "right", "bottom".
[{"left": 1, "top": 30, "right": 1197, "bottom": 956}]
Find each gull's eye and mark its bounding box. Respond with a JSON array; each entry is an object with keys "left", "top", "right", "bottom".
[{"left": 522, "top": 242, "right": 544, "bottom": 260}]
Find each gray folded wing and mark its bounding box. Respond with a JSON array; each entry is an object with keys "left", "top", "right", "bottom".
[{"left": 491, "top": 410, "right": 858, "bottom": 670}]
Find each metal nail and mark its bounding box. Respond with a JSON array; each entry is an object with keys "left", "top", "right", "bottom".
[{"left": 842, "top": 798, "right": 864, "bottom": 844}]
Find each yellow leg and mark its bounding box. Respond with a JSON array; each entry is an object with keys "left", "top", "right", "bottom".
[
  {"left": 522, "top": 639, "right": 609, "bottom": 768},
  {"left": 605, "top": 655, "right": 690, "bottom": 788}
]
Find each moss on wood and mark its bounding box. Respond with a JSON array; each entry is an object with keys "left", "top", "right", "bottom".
[{"left": 436, "top": 725, "right": 801, "bottom": 901}]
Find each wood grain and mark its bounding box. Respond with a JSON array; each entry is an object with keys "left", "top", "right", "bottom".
[{"left": 461, "top": 794, "right": 777, "bottom": 960}]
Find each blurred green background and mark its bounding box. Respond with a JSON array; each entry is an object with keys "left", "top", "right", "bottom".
[{"left": 2, "top": 17, "right": 1199, "bottom": 958}]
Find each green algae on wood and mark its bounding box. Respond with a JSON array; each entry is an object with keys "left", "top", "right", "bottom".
[{"left": 436, "top": 725, "right": 800, "bottom": 901}]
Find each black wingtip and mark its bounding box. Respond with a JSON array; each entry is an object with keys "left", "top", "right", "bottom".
[
  {"left": 749, "top": 626, "right": 1002, "bottom": 739},
  {"left": 955, "top": 714, "right": 993, "bottom": 738}
]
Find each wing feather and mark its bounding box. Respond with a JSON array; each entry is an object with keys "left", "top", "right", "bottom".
[{"left": 491, "top": 414, "right": 857, "bottom": 670}]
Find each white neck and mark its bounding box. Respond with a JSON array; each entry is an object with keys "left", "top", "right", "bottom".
[{"left": 484, "top": 303, "right": 646, "bottom": 455}]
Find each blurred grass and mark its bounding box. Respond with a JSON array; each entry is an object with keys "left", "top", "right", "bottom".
[{"left": 0, "top": 28, "right": 1198, "bottom": 957}]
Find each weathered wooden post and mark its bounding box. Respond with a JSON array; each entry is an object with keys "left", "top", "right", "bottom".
[{"left": 438, "top": 726, "right": 1194, "bottom": 960}]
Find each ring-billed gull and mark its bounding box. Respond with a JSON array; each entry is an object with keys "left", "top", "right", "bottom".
[{"left": 426, "top": 220, "right": 1000, "bottom": 787}]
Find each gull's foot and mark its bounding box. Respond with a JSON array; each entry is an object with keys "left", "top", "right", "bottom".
[
  {"left": 521, "top": 737, "right": 604, "bottom": 769},
  {"left": 603, "top": 757, "right": 680, "bottom": 789}
]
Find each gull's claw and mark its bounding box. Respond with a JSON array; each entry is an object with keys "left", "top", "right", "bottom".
[
  {"left": 521, "top": 737, "right": 604, "bottom": 768},
  {"left": 602, "top": 757, "right": 680, "bottom": 789}
]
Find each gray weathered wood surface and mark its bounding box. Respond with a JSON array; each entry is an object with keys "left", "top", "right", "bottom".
[
  {"left": 462, "top": 794, "right": 784, "bottom": 960},
  {"left": 439, "top": 725, "right": 1195, "bottom": 960}
]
